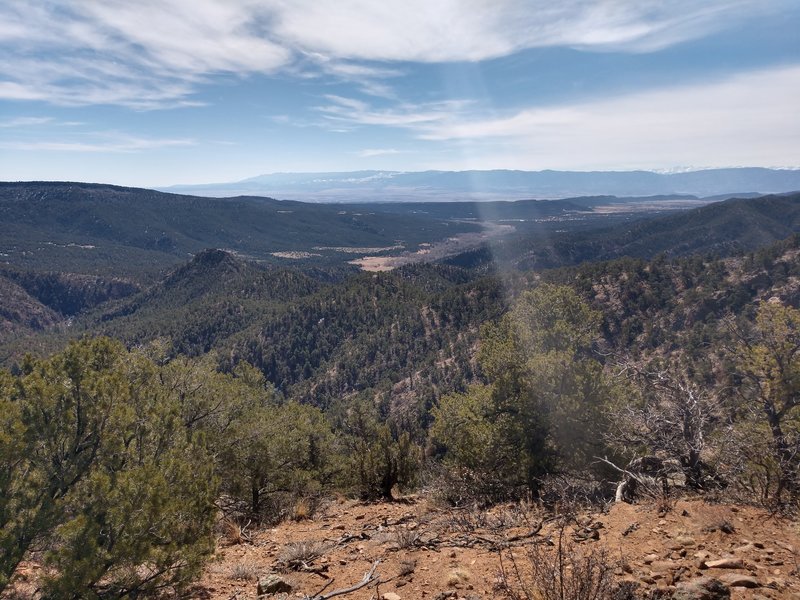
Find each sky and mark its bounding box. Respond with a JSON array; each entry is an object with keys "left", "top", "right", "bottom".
[{"left": 0, "top": 0, "right": 799, "bottom": 188}]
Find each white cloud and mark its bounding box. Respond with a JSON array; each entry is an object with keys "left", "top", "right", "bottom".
[
  {"left": 356, "top": 148, "right": 403, "bottom": 158},
  {"left": 416, "top": 65, "right": 800, "bottom": 170},
  {"left": 0, "top": 133, "right": 195, "bottom": 153},
  {"left": 0, "top": 0, "right": 289, "bottom": 108},
  {"left": 0, "top": 116, "right": 53, "bottom": 127},
  {"left": 268, "top": 0, "right": 781, "bottom": 61},
  {"left": 314, "top": 64, "right": 800, "bottom": 170},
  {"left": 0, "top": 0, "right": 786, "bottom": 108},
  {"left": 318, "top": 96, "right": 474, "bottom": 128}
]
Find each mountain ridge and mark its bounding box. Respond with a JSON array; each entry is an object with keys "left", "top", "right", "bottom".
[{"left": 161, "top": 167, "right": 800, "bottom": 201}]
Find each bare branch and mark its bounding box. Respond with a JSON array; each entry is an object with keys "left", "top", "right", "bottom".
[{"left": 307, "top": 560, "right": 380, "bottom": 600}]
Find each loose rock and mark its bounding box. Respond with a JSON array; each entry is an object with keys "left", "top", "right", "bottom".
[
  {"left": 674, "top": 577, "right": 731, "bottom": 599},
  {"left": 718, "top": 573, "right": 759, "bottom": 588},
  {"left": 703, "top": 558, "right": 744, "bottom": 569},
  {"left": 257, "top": 574, "right": 293, "bottom": 596}
]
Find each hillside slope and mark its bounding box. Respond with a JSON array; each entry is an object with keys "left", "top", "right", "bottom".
[
  {"left": 189, "top": 497, "right": 800, "bottom": 600},
  {"left": 0, "top": 182, "right": 481, "bottom": 280},
  {"left": 448, "top": 192, "right": 800, "bottom": 270}
]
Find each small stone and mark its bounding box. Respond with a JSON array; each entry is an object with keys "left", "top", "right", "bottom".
[
  {"left": 719, "top": 574, "right": 759, "bottom": 588},
  {"left": 650, "top": 561, "right": 675, "bottom": 572},
  {"left": 622, "top": 562, "right": 633, "bottom": 574},
  {"left": 643, "top": 553, "right": 659, "bottom": 564},
  {"left": 382, "top": 593, "right": 402, "bottom": 600},
  {"left": 765, "top": 576, "right": 785, "bottom": 589}
]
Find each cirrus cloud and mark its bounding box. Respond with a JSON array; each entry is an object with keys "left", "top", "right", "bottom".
[
  {"left": 0, "top": 0, "right": 787, "bottom": 108},
  {"left": 316, "top": 65, "right": 800, "bottom": 170}
]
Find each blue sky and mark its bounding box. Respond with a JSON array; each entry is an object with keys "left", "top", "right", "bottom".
[{"left": 0, "top": 0, "right": 798, "bottom": 187}]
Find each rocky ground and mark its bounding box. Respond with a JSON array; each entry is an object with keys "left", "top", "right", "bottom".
[{"left": 196, "top": 497, "right": 800, "bottom": 600}]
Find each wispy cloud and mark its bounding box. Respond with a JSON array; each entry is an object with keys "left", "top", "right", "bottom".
[
  {"left": 0, "top": 0, "right": 289, "bottom": 108},
  {"left": 0, "top": 0, "right": 785, "bottom": 108},
  {"left": 318, "top": 95, "right": 474, "bottom": 128},
  {"left": 0, "top": 133, "right": 195, "bottom": 153},
  {"left": 416, "top": 65, "right": 800, "bottom": 170},
  {"left": 269, "top": 0, "right": 769, "bottom": 61},
  {"left": 300, "top": 53, "right": 402, "bottom": 98},
  {"left": 0, "top": 116, "right": 53, "bottom": 127},
  {"left": 356, "top": 148, "right": 404, "bottom": 158},
  {"left": 311, "top": 64, "right": 800, "bottom": 170}
]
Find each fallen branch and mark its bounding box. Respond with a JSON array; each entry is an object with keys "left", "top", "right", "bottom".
[
  {"left": 306, "top": 560, "right": 381, "bottom": 600},
  {"left": 595, "top": 455, "right": 662, "bottom": 502}
]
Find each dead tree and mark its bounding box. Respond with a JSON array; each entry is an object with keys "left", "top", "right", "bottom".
[{"left": 607, "top": 360, "right": 727, "bottom": 495}]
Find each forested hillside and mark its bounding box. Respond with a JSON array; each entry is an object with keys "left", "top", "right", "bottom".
[
  {"left": 448, "top": 192, "right": 800, "bottom": 269},
  {"left": 0, "top": 182, "right": 482, "bottom": 279},
  {"left": 2, "top": 190, "right": 800, "bottom": 598}
]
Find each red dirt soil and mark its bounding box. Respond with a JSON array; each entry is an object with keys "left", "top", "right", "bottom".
[{"left": 196, "top": 498, "right": 800, "bottom": 600}]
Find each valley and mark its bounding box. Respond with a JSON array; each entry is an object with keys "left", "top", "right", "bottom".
[
  {"left": 2, "top": 184, "right": 800, "bottom": 600},
  {"left": 349, "top": 222, "right": 515, "bottom": 272}
]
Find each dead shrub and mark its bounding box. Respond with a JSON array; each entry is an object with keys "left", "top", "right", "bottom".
[
  {"left": 390, "top": 529, "right": 420, "bottom": 549},
  {"left": 538, "top": 473, "right": 613, "bottom": 512},
  {"left": 229, "top": 561, "right": 259, "bottom": 581},
  {"left": 278, "top": 540, "right": 332, "bottom": 570},
  {"left": 421, "top": 461, "right": 522, "bottom": 507},
  {"left": 219, "top": 517, "right": 253, "bottom": 545},
  {"left": 497, "top": 521, "right": 634, "bottom": 600}
]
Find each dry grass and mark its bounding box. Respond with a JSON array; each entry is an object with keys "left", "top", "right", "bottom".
[
  {"left": 228, "top": 561, "right": 259, "bottom": 582},
  {"left": 397, "top": 559, "right": 417, "bottom": 577},
  {"left": 278, "top": 540, "right": 332, "bottom": 570},
  {"left": 390, "top": 528, "right": 420, "bottom": 549},
  {"left": 219, "top": 518, "right": 252, "bottom": 545},
  {"left": 292, "top": 499, "right": 312, "bottom": 521}
]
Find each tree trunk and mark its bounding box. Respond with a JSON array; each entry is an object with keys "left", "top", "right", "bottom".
[{"left": 767, "top": 406, "right": 797, "bottom": 500}]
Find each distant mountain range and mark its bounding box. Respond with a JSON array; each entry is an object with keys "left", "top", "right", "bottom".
[{"left": 162, "top": 168, "right": 800, "bottom": 202}]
